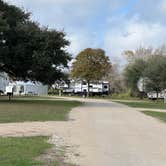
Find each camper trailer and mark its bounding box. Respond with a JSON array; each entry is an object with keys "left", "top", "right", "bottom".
[
  {"left": 73, "top": 81, "right": 109, "bottom": 95},
  {"left": 57, "top": 80, "right": 109, "bottom": 95}
]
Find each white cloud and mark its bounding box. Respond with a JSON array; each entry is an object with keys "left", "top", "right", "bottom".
[
  {"left": 67, "top": 31, "right": 99, "bottom": 56},
  {"left": 5, "top": 0, "right": 101, "bottom": 28},
  {"left": 158, "top": 0, "right": 166, "bottom": 14},
  {"left": 104, "top": 16, "right": 166, "bottom": 64}
]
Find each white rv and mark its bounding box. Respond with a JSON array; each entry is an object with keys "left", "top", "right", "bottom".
[
  {"left": 73, "top": 81, "right": 109, "bottom": 94},
  {"left": 59, "top": 80, "right": 109, "bottom": 95}
]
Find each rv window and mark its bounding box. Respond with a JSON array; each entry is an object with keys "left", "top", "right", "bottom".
[
  {"left": 89, "top": 85, "right": 93, "bottom": 88},
  {"left": 104, "top": 85, "right": 108, "bottom": 89}
]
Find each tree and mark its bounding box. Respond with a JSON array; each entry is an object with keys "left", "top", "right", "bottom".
[
  {"left": 144, "top": 55, "right": 166, "bottom": 99},
  {"left": 124, "top": 58, "right": 147, "bottom": 97},
  {"left": 123, "top": 46, "right": 166, "bottom": 99},
  {"left": 71, "top": 48, "right": 111, "bottom": 96},
  {"left": 123, "top": 47, "right": 152, "bottom": 97},
  {"left": 123, "top": 47, "right": 158, "bottom": 97},
  {"left": 0, "top": 0, "right": 71, "bottom": 85},
  {"left": 107, "top": 64, "right": 126, "bottom": 94},
  {"left": 123, "top": 47, "right": 153, "bottom": 63}
]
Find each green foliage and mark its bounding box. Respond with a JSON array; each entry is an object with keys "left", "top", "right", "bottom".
[
  {"left": 48, "top": 87, "right": 59, "bottom": 95},
  {"left": 0, "top": 0, "right": 71, "bottom": 85},
  {"left": 71, "top": 48, "right": 111, "bottom": 81},
  {"left": 0, "top": 136, "right": 52, "bottom": 166},
  {"left": 111, "top": 90, "right": 132, "bottom": 99},
  {"left": 124, "top": 58, "right": 147, "bottom": 96},
  {"left": 144, "top": 55, "right": 166, "bottom": 93},
  {"left": 124, "top": 46, "right": 166, "bottom": 98}
]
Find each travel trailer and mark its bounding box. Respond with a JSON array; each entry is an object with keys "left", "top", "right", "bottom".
[
  {"left": 56, "top": 80, "right": 109, "bottom": 95},
  {"left": 73, "top": 81, "right": 109, "bottom": 95}
]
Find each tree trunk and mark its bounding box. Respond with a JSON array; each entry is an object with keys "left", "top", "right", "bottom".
[
  {"left": 156, "top": 91, "right": 159, "bottom": 102},
  {"left": 140, "top": 92, "right": 144, "bottom": 100},
  {"left": 87, "top": 80, "right": 90, "bottom": 97},
  {"left": 8, "top": 93, "right": 11, "bottom": 101},
  {"left": 59, "top": 89, "right": 62, "bottom": 96}
]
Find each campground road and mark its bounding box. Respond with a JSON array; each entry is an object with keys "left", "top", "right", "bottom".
[{"left": 64, "top": 98, "right": 166, "bottom": 166}]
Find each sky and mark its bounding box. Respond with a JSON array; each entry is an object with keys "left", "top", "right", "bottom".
[{"left": 4, "top": 0, "right": 166, "bottom": 65}]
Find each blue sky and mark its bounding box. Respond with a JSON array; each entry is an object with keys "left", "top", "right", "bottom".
[{"left": 5, "top": 0, "right": 166, "bottom": 64}]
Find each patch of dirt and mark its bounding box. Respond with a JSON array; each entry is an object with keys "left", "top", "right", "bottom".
[{"left": 37, "top": 135, "right": 79, "bottom": 166}]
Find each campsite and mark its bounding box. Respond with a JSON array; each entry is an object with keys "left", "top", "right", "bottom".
[{"left": 0, "top": 0, "right": 166, "bottom": 166}]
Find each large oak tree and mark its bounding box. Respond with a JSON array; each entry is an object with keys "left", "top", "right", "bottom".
[{"left": 0, "top": 0, "right": 71, "bottom": 85}]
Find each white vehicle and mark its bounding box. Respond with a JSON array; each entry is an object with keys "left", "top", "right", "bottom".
[
  {"left": 73, "top": 81, "right": 109, "bottom": 94},
  {"left": 58, "top": 80, "right": 109, "bottom": 95},
  {"left": 147, "top": 91, "right": 165, "bottom": 99}
]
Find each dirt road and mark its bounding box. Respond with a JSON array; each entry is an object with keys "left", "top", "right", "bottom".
[
  {"left": 65, "top": 98, "right": 166, "bottom": 166},
  {"left": 1, "top": 98, "right": 166, "bottom": 166}
]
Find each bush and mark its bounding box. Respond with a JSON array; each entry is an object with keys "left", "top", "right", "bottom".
[{"left": 111, "top": 90, "right": 131, "bottom": 99}]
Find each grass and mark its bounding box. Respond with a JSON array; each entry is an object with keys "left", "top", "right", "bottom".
[
  {"left": 0, "top": 96, "right": 81, "bottom": 123},
  {"left": 116, "top": 100, "right": 166, "bottom": 109},
  {"left": 142, "top": 111, "right": 166, "bottom": 123},
  {"left": 0, "top": 136, "right": 53, "bottom": 166}
]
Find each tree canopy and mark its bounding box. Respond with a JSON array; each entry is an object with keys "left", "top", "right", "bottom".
[
  {"left": 124, "top": 46, "right": 166, "bottom": 98},
  {"left": 71, "top": 48, "right": 111, "bottom": 81},
  {"left": 0, "top": 0, "right": 71, "bottom": 85},
  {"left": 144, "top": 55, "right": 166, "bottom": 95},
  {"left": 124, "top": 58, "right": 147, "bottom": 96}
]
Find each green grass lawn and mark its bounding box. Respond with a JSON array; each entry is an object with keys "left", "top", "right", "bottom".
[
  {"left": 0, "top": 136, "right": 53, "bottom": 166},
  {"left": 0, "top": 96, "right": 81, "bottom": 123},
  {"left": 142, "top": 111, "right": 166, "bottom": 123},
  {"left": 116, "top": 100, "right": 166, "bottom": 109}
]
